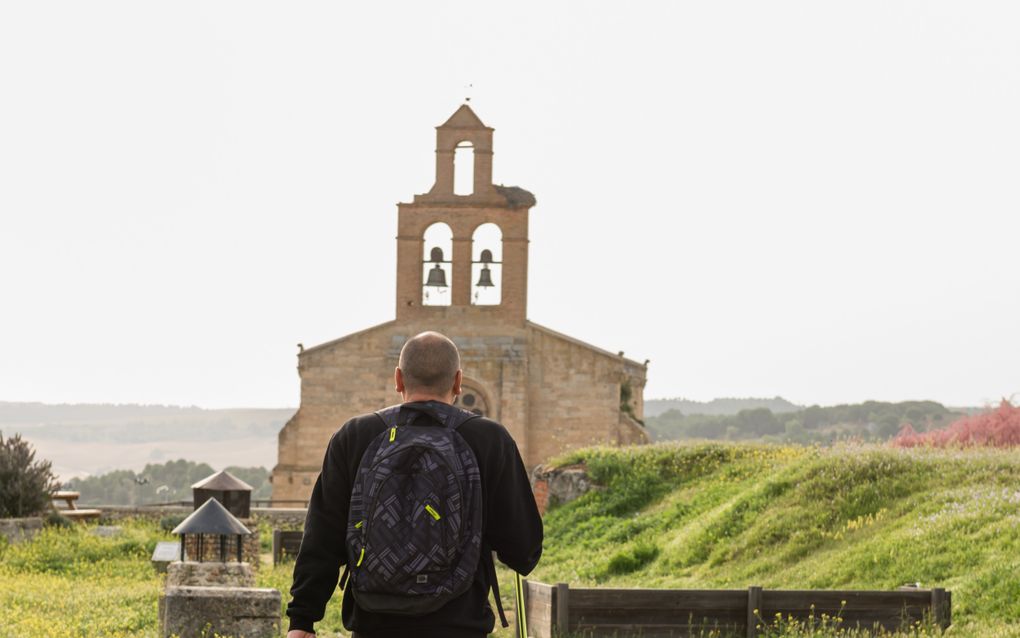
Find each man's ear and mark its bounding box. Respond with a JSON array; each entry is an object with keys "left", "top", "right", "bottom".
[
  {"left": 394, "top": 367, "right": 406, "bottom": 394},
  {"left": 451, "top": 369, "right": 463, "bottom": 398}
]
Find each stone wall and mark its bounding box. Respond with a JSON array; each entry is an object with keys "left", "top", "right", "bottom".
[
  {"left": 531, "top": 464, "right": 595, "bottom": 515},
  {"left": 0, "top": 517, "right": 43, "bottom": 544},
  {"left": 98, "top": 506, "right": 306, "bottom": 529},
  {"left": 98, "top": 506, "right": 191, "bottom": 522}
]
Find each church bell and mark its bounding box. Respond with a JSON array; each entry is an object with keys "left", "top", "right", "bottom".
[
  {"left": 424, "top": 246, "right": 448, "bottom": 288},
  {"left": 475, "top": 265, "right": 494, "bottom": 288},
  {"left": 425, "top": 264, "right": 448, "bottom": 288},
  {"left": 475, "top": 248, "right": 495, "bottom": 287}
]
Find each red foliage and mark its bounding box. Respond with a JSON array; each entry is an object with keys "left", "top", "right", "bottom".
[{"left": 892, "top": 400, "right": 1020, "bottom": 448}]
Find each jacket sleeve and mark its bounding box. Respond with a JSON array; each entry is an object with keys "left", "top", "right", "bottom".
[
  {"left": 484, "top": 426, "right": 544, "bottom": 576},
  {"left": 286, "top": 425, "right": 352, "bottom": 633}
]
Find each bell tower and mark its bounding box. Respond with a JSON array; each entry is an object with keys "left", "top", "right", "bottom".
[{"left": 395, "top": 105, "right": 536, "bottom": 326}]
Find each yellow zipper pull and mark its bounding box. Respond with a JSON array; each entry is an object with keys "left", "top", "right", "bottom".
[
  {"left": 356, "top": 547, "right": 365, "bottom": 567},
  {"left": 389, "top": 427, "right": 397, "bottom": 442}
]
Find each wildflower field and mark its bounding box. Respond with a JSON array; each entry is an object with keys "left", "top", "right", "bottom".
[{"left": 1, "top": 442, "right": 1019, "bottom": 637}]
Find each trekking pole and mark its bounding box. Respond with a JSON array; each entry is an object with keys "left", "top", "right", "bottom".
[{"left": 514, "top": 571, "right": 528, "bottom": 638}]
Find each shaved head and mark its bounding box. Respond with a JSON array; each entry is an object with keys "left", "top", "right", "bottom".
[{"left": 398, "top": 331, "right": 461, "bottom": 396}]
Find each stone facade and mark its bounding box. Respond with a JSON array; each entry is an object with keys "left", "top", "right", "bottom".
[{"left": 271, "top": 105, "right": 648, "bottom": 505}]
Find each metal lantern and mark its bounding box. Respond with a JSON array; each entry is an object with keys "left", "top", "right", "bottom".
[{"left": 172, "top": 497, "right": 252, "bottom": 563}]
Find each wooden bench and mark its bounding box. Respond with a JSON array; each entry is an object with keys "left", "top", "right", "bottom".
[
  {"left": 52, "top": 490, "right": 102, "bottom": 523},
  {"left": 522, "top": 581, "right": 952, "bottom": 638},
  {"left": 272, "top": 530, "right": 304, "bottom": 565}
]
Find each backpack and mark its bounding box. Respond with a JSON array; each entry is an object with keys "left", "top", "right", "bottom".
[{"left": 342, "top": 401, "right": 505, "bottom": 621}]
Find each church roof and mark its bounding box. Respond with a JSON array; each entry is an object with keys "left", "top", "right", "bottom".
[
  {"left": 299, "top": 320, "right": 645, "bottom": 370},
  {"left": 527, "top": 321, "right": 647, "bottom": 369},
  {"left": 191, "top": 470, "right": 253, "bottom": 492},
  {"left": 440, "top": 104, "right": 491, "bottom": 130},
  {"left": 300, "top": 320, "right": 398, "bottom": 357}
]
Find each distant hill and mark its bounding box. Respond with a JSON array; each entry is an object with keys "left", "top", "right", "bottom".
[
  {"left": 0, "top": 402, "right": 293, "bottom": 442},
  {"left": 0, "top": 402, "right": 294, "bottom": 480},
  {"left": 64, "top": 459, "right": 272, "bottom": 506},
  {"left": 644, "top": 396, "right": 802, "bottom": 418}
]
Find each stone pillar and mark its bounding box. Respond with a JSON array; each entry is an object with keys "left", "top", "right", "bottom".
[
  {"left": 159, "top": 586, "right": 281, "bottom": 638},
  {"left": 452, "top": 236, "right": 472, "bottom": 306},
  {"left": 166, "top": 561, "right": 255, "bottom": 588}
]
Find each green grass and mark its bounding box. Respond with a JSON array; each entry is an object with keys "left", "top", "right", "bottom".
[
  {"left": 1, "top": 442, "right": 1019, "bottom": 636},
  {"left": 0, "top": 520, "right": 168, "bottom": 637}
]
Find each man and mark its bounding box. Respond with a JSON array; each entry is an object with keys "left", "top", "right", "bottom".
[{"left": 286, "top": 331, "right": 544, "bottom": 638}]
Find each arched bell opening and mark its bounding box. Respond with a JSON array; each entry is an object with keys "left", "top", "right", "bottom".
[
  {"left": 422, "top": 222, "right": 453, "bottom": 306},
  {"left": 470, "top": 223, "right": 502, "bottom": 306},
  {"left": 454, "top": 141, "right": 475, "bottom": 196}
]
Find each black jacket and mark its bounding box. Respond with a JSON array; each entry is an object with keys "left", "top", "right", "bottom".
[{"left": 286, "top": 401, "right": 544, "bottom": 637}]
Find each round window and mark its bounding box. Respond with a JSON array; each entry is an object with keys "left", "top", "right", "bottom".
[{"left": 454, "top": 386, "right": 488, "bottom": 417}]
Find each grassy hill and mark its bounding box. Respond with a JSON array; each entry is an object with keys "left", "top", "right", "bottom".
[{"left": 530, "top": 442, "right": 1020, "bottom": 632}]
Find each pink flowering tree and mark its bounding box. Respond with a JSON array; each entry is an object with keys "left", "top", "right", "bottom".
[{"left": 893, "top": 400, "right": 1020, "bottom": 448}]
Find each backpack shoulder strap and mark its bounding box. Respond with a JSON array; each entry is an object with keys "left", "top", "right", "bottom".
[
  {"left": 374, "top": 404, "right": 403, "bottom": 427},
  {"left": 449, "top": 410, "right": 481, "bottom": 431},
  {"left": 484, "top": 548, "right": 509, "bottom": 628},
  {"left": 385, "top": 401, "right": 480, "bottom": 430}
]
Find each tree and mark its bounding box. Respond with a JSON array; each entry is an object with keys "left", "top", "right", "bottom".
[
  {"left": 0, "top": 432, "right": 59, "bottom": 518},
  {"left": 893, "top": 400, "right": 1020, "bottom": 448}
]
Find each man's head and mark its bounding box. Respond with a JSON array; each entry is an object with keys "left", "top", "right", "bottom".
[{"left": 395, "top": 331, "right": 463, "bottom": 403}]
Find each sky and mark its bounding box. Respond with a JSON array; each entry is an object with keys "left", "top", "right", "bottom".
[{"left": 1, "top": 1, "right": 1018, "bottom": 410}]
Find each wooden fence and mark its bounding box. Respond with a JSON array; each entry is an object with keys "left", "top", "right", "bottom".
[{"left": 522, "top": 581, "right": 951, "bottom": 638}]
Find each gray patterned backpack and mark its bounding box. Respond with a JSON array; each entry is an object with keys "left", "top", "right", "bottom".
[{"left": 342, "top": 401, "right": 489, "bottom": 616}]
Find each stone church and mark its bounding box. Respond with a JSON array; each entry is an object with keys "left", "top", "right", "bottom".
[{"left": 271, "top": 105, "right": 648, "bottom": 504}]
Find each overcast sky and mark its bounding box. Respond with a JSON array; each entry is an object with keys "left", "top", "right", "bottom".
[{"left": 1, "top": 1, "right": 1018, "bottom": 410}]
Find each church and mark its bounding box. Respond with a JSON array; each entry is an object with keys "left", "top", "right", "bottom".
[{"left": 270, "top": 105, "right": 648, "bottom": 505}]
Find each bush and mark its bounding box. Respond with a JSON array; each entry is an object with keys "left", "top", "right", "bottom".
[
  {"left": 43, "top": 511, "right": 73, "bottom": 529},
  {"left": 159, "top": 514, "right": 186, "bottom": 533},
  {"left": 893, "top": 400, "right": 1020, "bottom": 448},
  {"left": 0, "top": 432, "right": 59, "bottom": 517}
]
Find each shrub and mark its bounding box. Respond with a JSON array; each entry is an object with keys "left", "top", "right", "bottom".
[
  {"left": 43, "top": 511, "right": 73, "bottom": 529},
  {"left": 159, "top": 514, "right": 187, "bottom": 533},
  {"left": 0, "top": 432, "right": 60, "bottom": 517},
  {"left": 893, "top": 400, "right": 1020, "bottom": 448}
]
